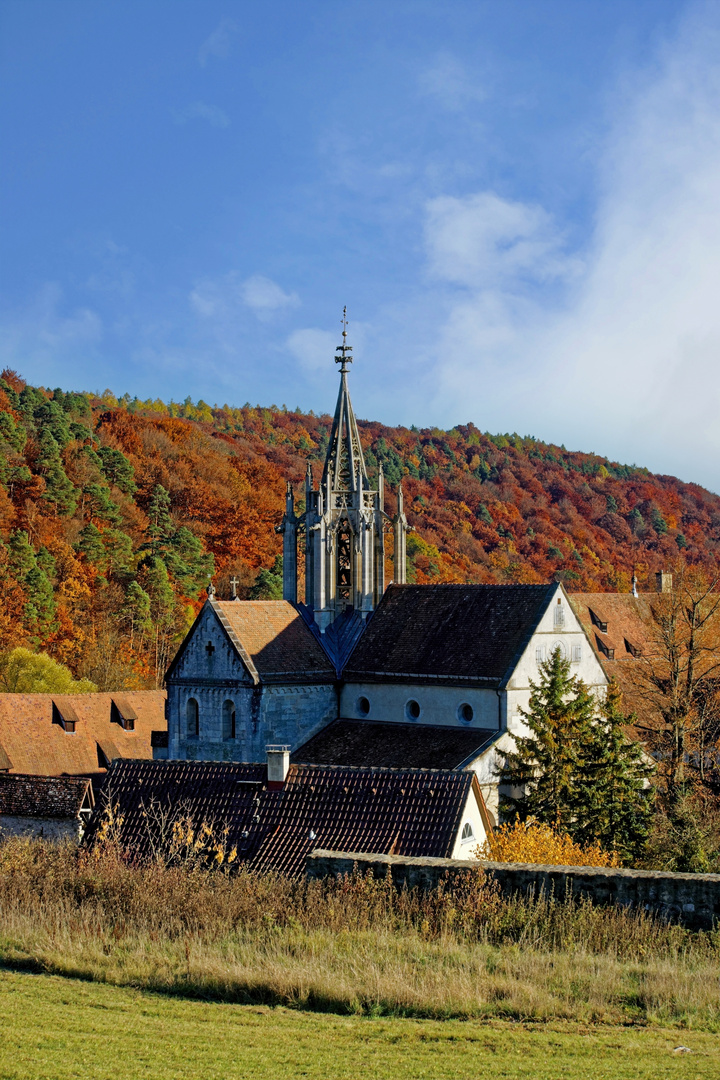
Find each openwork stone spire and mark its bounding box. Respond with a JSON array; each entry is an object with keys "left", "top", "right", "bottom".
[{"left": 280, "top": 309, "right": 407, "bottom": 632}]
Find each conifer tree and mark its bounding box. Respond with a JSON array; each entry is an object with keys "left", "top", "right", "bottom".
[
  {"left": 573, "top": 679, "right": 655, "bottom": 863},
  {"left": 499, "top": 647, "right": 596, "bottom": 834}
]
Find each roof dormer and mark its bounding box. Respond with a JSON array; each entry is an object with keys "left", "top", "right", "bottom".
[{"left": 52, "top": 700, "right": 80, "bottom": 733}]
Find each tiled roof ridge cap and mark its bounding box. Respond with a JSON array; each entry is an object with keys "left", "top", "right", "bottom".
[
  {"left": 291, "top": 762, "right": 471, "bottom": 777},
  {"left": 342, "top": 670, "right": 500, "bottom": 682},
  {"left": 387, "top": 582, "right": 553, "bottom": 591},
  {"left": 0, "top": 772, "right": 90, "bottom": 787}
]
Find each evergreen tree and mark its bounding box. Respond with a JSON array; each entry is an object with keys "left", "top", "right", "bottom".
[
  {"left": 248, "top": 555, "right": 284, "bottom": 599},
  {"left": 8, "top": 529, "right": 36, "bottom": 580},
  {"left": 164, "top": 525, "right": 214, "bottom": 598},
  {"left": 97, "top": 445, "right": 137, "bottom": 494},
  {"left": 146, "top": 484, "right": 173, "bottom": 558},
  {"left": 78, "top": 523, "right": 108, "bottom": 570},
  {"left": 499, "top": 647, "right": 596, "bottom": 834},
  {"left": 83, "top": 482, "right": 123, "bottom": 524},
  {"left": 38, "top": 429, "right": 77, "bottom": 515},
  {"left": 573, "top": 679, "right": 655, "bottom": 864}
]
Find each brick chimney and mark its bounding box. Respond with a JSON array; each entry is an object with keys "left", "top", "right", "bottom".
[
  {"left": 656, "top": 571, "right": 673, "bottom": 593},
  {"left": 266, "top": 745, "right": 290, "bottom": 790}
]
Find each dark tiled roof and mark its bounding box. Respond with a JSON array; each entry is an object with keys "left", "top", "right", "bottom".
[
  {"left": 344, "top": 583, "right": 555, "bottom": 685},
  {"left": 0, "top": 691, "right": 165, "bottom": 778},
  {"left": 293, "top": 720, "right": 498, "bottom": 770},
  {"left": 0, "top": 773, "right": 93, "bottom": 818},
  {"left": 85, "top": 759, "right": 474, "bottom": 876}
]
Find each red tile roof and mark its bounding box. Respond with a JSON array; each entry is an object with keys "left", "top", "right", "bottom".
[
  {"left": 0, "top": 691, "right": 166, "bottom": 780},
  {"left": 85, "top": 758, "right": 476, "bottom": 876}
]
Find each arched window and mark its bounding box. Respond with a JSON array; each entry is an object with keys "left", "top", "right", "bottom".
[
  {"left": 186, "top": 698, "right": 199, "bottom": 739},
  {"left": 222, "top": 699, "right": 236, "bottom": 741},
  {"left": 336, "top": 525, "right": 353, "bottom": 605},
  {"left": 461, "top": 823, "right": 474, "bottom": 842}
]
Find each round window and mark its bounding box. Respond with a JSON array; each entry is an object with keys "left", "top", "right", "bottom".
[
  {"left": 405, "top": 699, "right": 421, "bottom": 720},
  {"left": 458, "top": 702, "right": 473, "bottom": 723},
  {"left": 357, "top": 696, "right": 370, "bottom": 716}
]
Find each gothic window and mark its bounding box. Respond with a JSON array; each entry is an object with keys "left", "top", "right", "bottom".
[
  {"left": 461, "top": 823, "right": 474, "bottom": 842},
  {"left": 187, "top": 698, "right": 199, "bottom": 739},
  {"left": 337, "top": 525, "right": 353, "bottom": 604},
  {"left": 222, "top": 699, "right": 236, "bottom": 741}
]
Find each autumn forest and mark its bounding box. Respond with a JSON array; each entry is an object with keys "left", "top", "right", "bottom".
[{"left": 2, "top": 367, "right": 719, "bottom": 690}]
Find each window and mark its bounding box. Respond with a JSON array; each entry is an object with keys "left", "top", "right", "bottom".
[
  {"left": 357, "top": 696, "right": 370, "bottom": 716},
  {"left": 405, "top": 699, "right": 421, "bottom": 720},
  {"left": 572, "top": 644, "right": 582, "bottom": 664},
  {"left": 222, "top": 699, "right": 236, "bottom": 741},
  {"left": 457, "top": 702, "right": 473, "bottom": 723},
  {"left": 554, "top": 599, "right": 565, "bottom": 628},
  {"left": 461, "top": 823, "right": 474, "bottom": 843},
  {"left": 336, "top": 525, "right": 353, "bottom": 604},
  {"left": 535, "top": 644, "right": 546, "bottom": 664},
  {"left": 552, "top": 640, "right": 568, "bottom": 660},
  {"left": 187, "top": 698, "right": 199, "bottom": 739}
]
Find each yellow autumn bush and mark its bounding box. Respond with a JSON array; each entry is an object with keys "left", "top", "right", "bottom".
[{"left": 479, "top": 818, "right": 620, "bottom": 868}]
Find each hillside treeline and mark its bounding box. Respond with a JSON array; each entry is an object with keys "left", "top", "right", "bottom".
[{"left": 2, "top": 369, "right": 720, "bottom": 688}]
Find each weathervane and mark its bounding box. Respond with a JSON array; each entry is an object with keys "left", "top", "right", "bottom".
[{"left": 334, "top": 305, "right": 353, "bottom": 372}]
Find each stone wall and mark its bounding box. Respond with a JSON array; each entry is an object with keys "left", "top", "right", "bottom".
[
  {"left": 0, "top": 816, "right": 81, "bottom": 842},
  {"left": 306, "top": 849, "right": 720, "bottom": 930}
]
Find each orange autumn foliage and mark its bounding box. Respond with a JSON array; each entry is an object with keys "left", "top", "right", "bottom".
[{"left": 479, "top": 819, "right": 621, "bottom": 868}]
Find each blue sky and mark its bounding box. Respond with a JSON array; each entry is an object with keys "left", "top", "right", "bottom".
[{"left": 2, "top": 1, "right": 720, "bottom": 491}]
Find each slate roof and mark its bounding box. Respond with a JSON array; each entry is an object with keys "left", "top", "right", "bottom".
[
  {"left": 85, "top": 758, "right": 476, "bottom": 876},
  {"left": 344, "top": 583, "right": 556, "bottom": 685},
  {"left": 0, "top": 691, "right": 166, "bottom": 780},
  {"left": 293, "top": 719, "right": 499, "bottom": 770},
  {"left": 0, "top": 773, "right": 93, "bottom": 819}
]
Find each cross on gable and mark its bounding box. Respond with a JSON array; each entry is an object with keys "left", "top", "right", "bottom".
[
  {"left": 230, "top": 576, "right": 239, "bottom": 599},
  {"left": 205, "top": 641, "right": 215, "bottom": 656}
]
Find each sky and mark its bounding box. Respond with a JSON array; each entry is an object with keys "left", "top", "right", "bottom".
[{"left": 2, "top": 0, "right": 720, "bottom": 491}]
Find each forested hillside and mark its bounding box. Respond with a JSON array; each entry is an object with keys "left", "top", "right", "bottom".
[{"left": 2, "top": 368, "right": 719, "bottom": 689}]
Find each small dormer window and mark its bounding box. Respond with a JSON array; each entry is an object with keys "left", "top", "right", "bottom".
[
  {"left": 111, "top": 697, "right": 138, "bottom": 731},
  {"left": 554, "top": 599, "right": 565, "bottom": 628},
  {"left": 52, "top": 700, "right": 80, "bottom": 733}
]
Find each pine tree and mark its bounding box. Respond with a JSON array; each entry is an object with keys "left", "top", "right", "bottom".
[
  {"left": 146, "top": 484, "right": 173, "bottom": 558},
  {"left": 78, "top": 523, "right": 108, "bottom": 570},
  {"left": 38, "top": 429, "right": 77, "bottom": 515},
  {"left": 573, "top": 679, "right": 655, "bottom": 864},
  {"left": 499, "top": 647, "right": 597, "bottom": 834},
  {"left": 7, "top": 529, "right": 36, "bottom": 580},
  {"left": 248, "top": 555, "right": 284, "bottom": 599}
]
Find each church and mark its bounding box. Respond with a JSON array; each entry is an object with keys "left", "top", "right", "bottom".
[{"left": 164, "top": 320, "right": 608, "bottom": 820}]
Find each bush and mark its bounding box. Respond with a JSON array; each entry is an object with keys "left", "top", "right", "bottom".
[{"left": 479, "top": 819, "right": 620, "bottom": 867}]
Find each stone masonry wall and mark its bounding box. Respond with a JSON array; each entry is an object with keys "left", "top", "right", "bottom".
[{"left": 306, "top": 850, "right": 720, "bottom": 930}]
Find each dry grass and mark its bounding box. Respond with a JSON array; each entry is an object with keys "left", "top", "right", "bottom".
[{"left": 0, "top": 837, "right": 718, "bottom": 1028}]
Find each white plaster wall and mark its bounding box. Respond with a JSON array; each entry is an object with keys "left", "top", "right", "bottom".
[
  {"left": 0, "top": 816, "right": 80, "bottom": 842},
  {"left": 449, "top": 788, "right": 488, "bottom": 859},
  {"left": 504, "top": 584, "right": 607, "bottom": 739},
  {"left": 340, "top": 682, "right": 501, "bottom": 729}
]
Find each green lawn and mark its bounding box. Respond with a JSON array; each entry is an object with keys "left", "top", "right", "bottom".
[{"left": 0, "top": 969, "right": 717, "bottom": 1080}]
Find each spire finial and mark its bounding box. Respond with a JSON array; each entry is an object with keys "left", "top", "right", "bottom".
[{"left": 334, "top": 305, "right": 353, "bottom": 373}]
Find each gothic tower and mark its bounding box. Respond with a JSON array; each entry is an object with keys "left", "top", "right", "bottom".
[{"left": 280, "top": 310, "right": 407, "bottom": 632}]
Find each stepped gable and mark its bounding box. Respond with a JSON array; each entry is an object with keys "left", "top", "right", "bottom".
[
  {"left": 0, "top": 773, "right": 93, "bottom": 819},
  {"left": 293, "top": 719, "right": 499, "bottom": 770},
  {"left": 344, "top": 583, "right": 556, "bottom": 685},
  {"left": 85, "top": 758, "right": 474, "bottom": 877},
  {"left": 211, "top": 600, "right": 335, "bottom": 683},
  {"left": 0, "top": 691, "right": 165, "bottom": 780}
]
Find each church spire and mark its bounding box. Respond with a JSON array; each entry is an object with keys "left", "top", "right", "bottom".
[{"left": 322, "top": 307, "right": 367, "bottom": 494}]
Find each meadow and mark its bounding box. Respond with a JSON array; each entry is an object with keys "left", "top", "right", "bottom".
[
  {"left": 1, "top": 969, "right": 718, "bottom": 1080},
  {"left": 0, "top": 838, "right": 718, "bottom": 1030}
]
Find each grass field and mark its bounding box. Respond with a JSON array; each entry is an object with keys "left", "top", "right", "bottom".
[{"left": 0, "top": 969, "right": 718, "bottom": 1080}]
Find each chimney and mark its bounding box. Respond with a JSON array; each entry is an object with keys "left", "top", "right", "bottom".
[
  {"left": 266, "top": 744, "right": 290, "bottom": 790},
  {"left": 655, "top": 571, "right": 673, "bottom": 594}
]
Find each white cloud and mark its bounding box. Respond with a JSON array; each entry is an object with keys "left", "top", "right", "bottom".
[
  {"left": 419, "top": 53, "right": 487, "bottom": 111},
  {"left": 419, "top": 4, "right": 720, "bottom": 493},
  {"left": 425, "top": 191, "right": 580, "bottom": 288},
  {"left": 241, "top": 275, "right": 300, "bottom": 317},
  {"left": 174, "top": 102, "right": 230, "bottom": 129},
  {"left": 198, "top": 18, "right": 239, "bottom": 67},
  {"left": 190, "top": 273, "right": 299, "bottom": 325},
  {"left": 286, "top": 328, "right": 337, "bottom": 373}
]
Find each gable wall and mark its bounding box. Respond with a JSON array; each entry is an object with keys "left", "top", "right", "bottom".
[
  {"left": 448, "top": 785, "right": 488, "bottom": 859},
  {"left": 339, "top": 682, "right": 500, "bottom": 729},
  {"left": 167, "top": 606, "right": 337, "bottom": 761}
]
